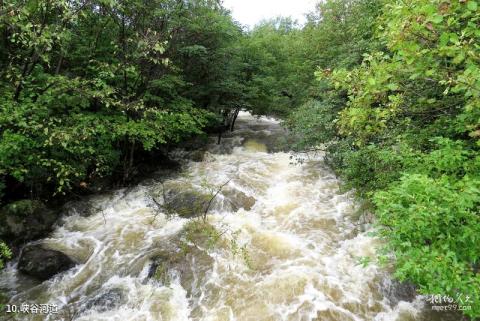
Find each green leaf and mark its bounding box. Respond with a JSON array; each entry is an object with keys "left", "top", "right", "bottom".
[
  {"left": 430, "top": 15, "right": 443, "bottom": 24},
  {"left": 467, "top": 1, "right": 478, "bottom": 11},
  {"left": 439, "top": 33, "right": 450, "bottom": 46},
  {"left": 453, "top": 52, "right": 465, "bottom": 64},
  {"left": 387, "top": 83, "right": 398, "bottom": 91}
]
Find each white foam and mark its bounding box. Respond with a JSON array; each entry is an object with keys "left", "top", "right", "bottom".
[{"left": 0, "top": 113, "right": 431, "bottom": 321}]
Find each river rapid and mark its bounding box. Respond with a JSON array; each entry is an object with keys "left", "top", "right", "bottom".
[{"left": 0, "top": 113, "right": 461, "bottom": 321}]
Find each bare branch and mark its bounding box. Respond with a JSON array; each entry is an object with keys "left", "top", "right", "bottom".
[{"left": 203, "top": 179, "right": 232, "bottom": 221}]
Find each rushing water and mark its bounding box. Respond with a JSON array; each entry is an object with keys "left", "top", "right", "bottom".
[{"left": 0, "top": 113, "right": 463, "bottom": 321}]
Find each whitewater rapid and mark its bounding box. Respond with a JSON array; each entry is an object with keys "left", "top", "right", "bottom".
[{"left": 0, "top": 113, "right": 458, "bottom": 321}]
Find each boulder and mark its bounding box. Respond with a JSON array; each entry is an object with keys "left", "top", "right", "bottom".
[
  {"left": 223, "top": 188, "right": 256, "bottom": 211},
  {"left": 146, "top": 225, "right": 215, "bottom": 295},
  {"left": 18, "top": 244, "right": 76, "bottom": 280},
  {"left": 151, "top": 182, "right": 212, "bottom": 218},
  {"left": 147, "top": 251, "right": 181, "bottom": 284},
  {"left": 165, "top": 190, "right": 211, "bottom": 218},
  {"left": 0, "top": 200, "right": 59, "bottom": 244}
]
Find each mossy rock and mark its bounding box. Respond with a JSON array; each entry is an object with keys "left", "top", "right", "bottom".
[
  {"left": 18, "top": 243, "right": 76, "bottom": 280},
  {"left": 1, "top": 199, "right": 45, "bottom": 217},
  {"left": 0, "top": 200, "right": 59, "bottom": 243},
  {"left": 147, "top": 236, "right": 214, "bottom": 293},
  {"left": 148, "top": 251, "right": 181, "bottom": 285},
  {"left": 151, "top": 181, "right": 212, "bottom": 218},
  {"left": 166, "top": 190, "right": 211, "bottom": 218}
]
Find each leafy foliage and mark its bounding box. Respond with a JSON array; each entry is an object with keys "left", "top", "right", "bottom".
[
  {"left": 0, "top": 0, "right": 250, "bottom": 270},
  {"left": 0, "top": 0, "right": 246, "bottom": 201},
  {"left": 0, "top": 242, "right": 12, "bottom": 270},
  {"left": 1, "top": 0, "right": 479, "bottom": 317},
  {"left": 285, "top": 0, "right": 480, "bottom": 317}
]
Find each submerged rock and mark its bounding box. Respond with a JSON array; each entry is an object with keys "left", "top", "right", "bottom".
[
  {"left": 380, "top": 277, "right": 417, "bottom": 306},
  {"left": 0, "top": 200, "right": 59, "bottom": 244},
  {"left": 82, "top": 288, "right": 125, "bottom": 313},
  {"left": 18, "top": 244, "right": 76, "bottom": 280}
]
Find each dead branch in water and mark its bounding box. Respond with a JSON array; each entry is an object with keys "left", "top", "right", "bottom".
[
  {"left": 150, "top": 181, "right": 167, "bottom": 224},
  {"left": 203, "top": 179, "right": 232, "bottom": 222}
]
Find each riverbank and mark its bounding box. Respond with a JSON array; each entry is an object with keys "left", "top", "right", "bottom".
[
  {"left": 0, "top": 113, "right": 466, "bottom": 321},
  {"left": 0, "top": 130, "right": 216, "bottom": 255}
]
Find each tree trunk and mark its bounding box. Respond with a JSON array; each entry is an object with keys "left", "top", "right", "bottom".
[
  {"left": 123, "top": 140, "right": 136, "bottom": 182},
  {"left": 230, "top": 107, "right": 240, "bottom": 132}
]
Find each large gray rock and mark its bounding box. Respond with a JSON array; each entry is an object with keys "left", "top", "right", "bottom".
[
  {"left": 223, "top": 188, "right": 256, "bottom": 211},
  {"left": 152, "top": 182, "right": 212, "bottom": 218},
  {"left": 0, "top": 200, "right": 59, "bottom": 244},
  {"left": 18, "top": 244, "right": 76, "bottom": 280},
  {"left": 165, "top": 190, "right": 211, "bottom": 218},
  {"left": 146, "top": 241, "right": 213, "bottom": 294}
]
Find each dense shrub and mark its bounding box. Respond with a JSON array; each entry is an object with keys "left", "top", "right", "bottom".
[{"left": 286, "top": 0, "right": 480, "bottom": 317}]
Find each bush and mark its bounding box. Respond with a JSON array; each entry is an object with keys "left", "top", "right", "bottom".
[{"left": 375, "top": 173, "right": 480, "bottom": 316}]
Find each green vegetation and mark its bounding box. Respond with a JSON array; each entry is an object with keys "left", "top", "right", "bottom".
[
  {"left": 181, "top": 220, "right": 251, "bottom": 266},
  {"left": 0, "top": 0, "right": 252, "bottom": 283},
  {"left": 0, "top": 242, "right": 12, "bottom": 270},
  {"left": 1, "top": 0, "right": 479, "bottom": 317},
  {"left": 0, "top": 0, "right": 247, "bottom": 203},
  {"left": 284, "top": 0, "right": 480, "bottom": 317}
]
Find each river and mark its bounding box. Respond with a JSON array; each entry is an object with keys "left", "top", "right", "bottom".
[{"left": 0, "top": 113, "right": 461, "bottom": 321}]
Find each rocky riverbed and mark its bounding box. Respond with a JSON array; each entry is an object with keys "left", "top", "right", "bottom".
[{"left": 0, "top": 113, "right": 463, "bottom": 321}]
